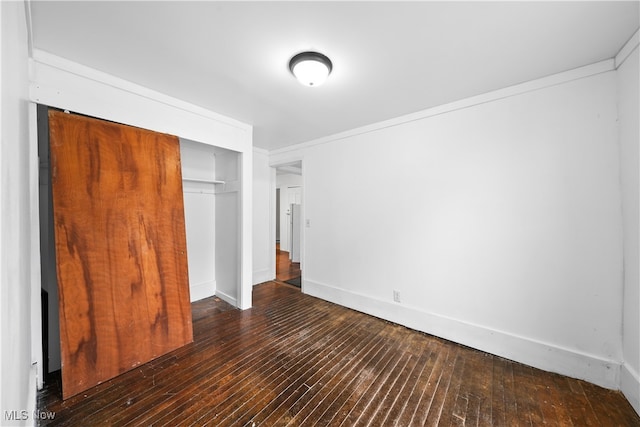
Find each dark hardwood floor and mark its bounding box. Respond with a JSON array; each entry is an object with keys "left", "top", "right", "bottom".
[
  {"left": 276, "top": 243, "right": 301, "bottom": 283},
  {"left": 38, "top": 282, "right": 639, "bottom": 426}
]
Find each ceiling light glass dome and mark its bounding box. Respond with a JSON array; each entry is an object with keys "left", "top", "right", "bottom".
[{"left": 289, "top": 51, "right": 333, "bottom": 87}]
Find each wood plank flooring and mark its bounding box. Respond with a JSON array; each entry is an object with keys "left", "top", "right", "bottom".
[
  {"left": 276, "top": 243, "right": 301, "bottom": 282},
  {"left": 38, "top": 282, "right": 640, "bottom": 426}
]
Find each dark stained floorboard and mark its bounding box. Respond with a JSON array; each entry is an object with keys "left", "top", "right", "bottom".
[{"left": 38, "top": 281, "right": 640, "bottom": 426}]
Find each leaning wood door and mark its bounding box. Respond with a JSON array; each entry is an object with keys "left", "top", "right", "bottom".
[{"left": 48, "top": 110, "right": 193, "bottom": 399}]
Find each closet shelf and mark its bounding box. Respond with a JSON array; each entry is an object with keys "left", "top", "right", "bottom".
[{"left": 183, "top": 177, "right": 225, "bottom": 185}]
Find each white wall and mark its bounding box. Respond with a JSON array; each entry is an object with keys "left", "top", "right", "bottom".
[
  {"left": 215, "top": 191, "right": 239, "bottom": 304},
  {"left": 273, "top": 65, "right": 625, "bottom": 390},
  {"left": 1, "top": 1, "right": 38, "bottom": 424},
  {"left": 617, "top": 40, "right": 640, "bottom": 413},
  {"left": 253, "top": 148, "right": 274, "bottom": 285},
  {"left": 213, "top": 147, "right": 241, "bottom": 305}
]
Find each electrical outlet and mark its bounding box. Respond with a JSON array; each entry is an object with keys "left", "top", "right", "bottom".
[{"left": 393, "top": 290, "right": 401, "bottom": 303}]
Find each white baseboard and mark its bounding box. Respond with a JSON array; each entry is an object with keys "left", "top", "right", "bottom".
[
  {"left": 621, "top": 362, "right": 640, "bottom": 416},
  {"left": 304, "top": 279, "right": 620, "bottom": 390},
  {"left": 190, "top": 280, "right": 216, "bottom": 302},
  {"left": 253, "top": 268, "right": 274, "bottom": 286},
  {"left": 216, "top": 290, "right": 237, "bottom": 307}
]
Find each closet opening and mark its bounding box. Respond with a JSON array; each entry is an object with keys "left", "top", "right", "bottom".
[{"left": 180, "top": 139, "right": 241, "bottom": 306}]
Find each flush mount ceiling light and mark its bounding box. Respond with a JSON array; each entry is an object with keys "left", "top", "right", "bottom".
[{"left": 289, "top": 51, "right": 333, "bottom": 87}]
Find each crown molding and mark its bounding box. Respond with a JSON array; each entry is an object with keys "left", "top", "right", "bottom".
[
  {"left": 615, "top": 28, "right": 639, "bottom": 69},
  {"left": 271, "top": 59, "right": 615, "bottom": 157}
]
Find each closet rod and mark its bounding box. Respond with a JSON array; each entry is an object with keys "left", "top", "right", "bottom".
[{"left": 183, "top": 177, "right": 225, "bottom": 185}]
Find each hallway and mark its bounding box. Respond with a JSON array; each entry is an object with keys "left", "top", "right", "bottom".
[{"left": 276, "top": 243, "right": 301, "bottom": 285}]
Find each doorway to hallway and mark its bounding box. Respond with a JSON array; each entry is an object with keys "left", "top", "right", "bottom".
[
  {"left": 273, "top": 160, "right": 303, "bottom": 288},
  {"left": 276, "top": 243, "right": 301, "bottom": 287}
]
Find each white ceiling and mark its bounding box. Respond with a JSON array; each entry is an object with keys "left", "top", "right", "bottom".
[{"left": 30, "top": 1, "right": 639, "bottom": 151}]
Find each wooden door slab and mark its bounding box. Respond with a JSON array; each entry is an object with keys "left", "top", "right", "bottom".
[{"left": 48, "top": 110, "right": 193, "bottom": 399}]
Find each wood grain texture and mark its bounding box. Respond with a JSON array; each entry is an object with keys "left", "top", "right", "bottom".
[
  {"left": 38, "top": 282, "right": 639, "bottom": 425},
  {"left": 48, "top": 110, "right": 193, "bottom": 399}
]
